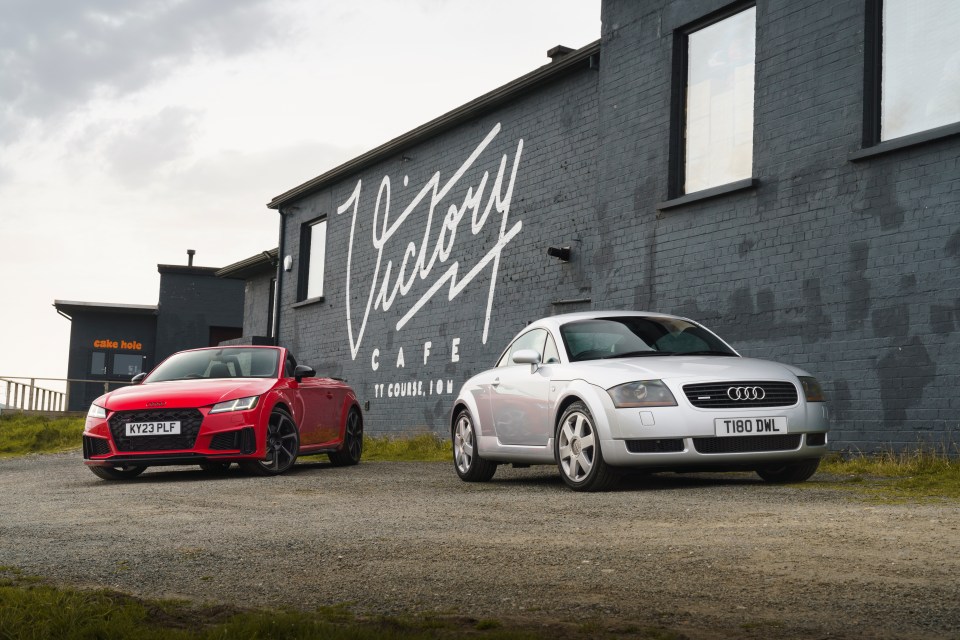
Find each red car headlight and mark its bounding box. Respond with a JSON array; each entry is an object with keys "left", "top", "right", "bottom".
[
  {"left": 87, "top": 404, "right": 106, "bottom": 419},
  {"left": 209, "top": 396, "right": 260, "bottom": 414}
]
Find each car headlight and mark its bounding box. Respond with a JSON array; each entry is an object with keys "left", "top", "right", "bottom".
[
  {"left": 87, "top": 404, "right": 106, "bottom": 419},
  {"left": 209, "top": 396, "right": 260, "bottom": 414},
  {"left": 607, "top": 380, "right": 677, "bottom": 408},
  {"left": 799, "top": 377, "right": 825, "bottom": 402}
]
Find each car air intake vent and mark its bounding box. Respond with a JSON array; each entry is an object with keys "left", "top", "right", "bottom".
[
  {"left": 806, "top": 432, "right": 827, "bottom": 446},
  {"left": 693, "top": 434, "right": 802, "bottom": 454},
  {"left": 108, "top": 409, "right": 203, "bottom": 452},
  {"left": 625, "top": 438, "right": 684, "bottom": 453},
  {"left": 210, "top": 431, "right": 240, "bottom": 451},
  {"left": 683, "top": 381, "right": 798, "bottom": 408},
  {"left": 83, "top": 435, "right": 111, "bottom": 457}
]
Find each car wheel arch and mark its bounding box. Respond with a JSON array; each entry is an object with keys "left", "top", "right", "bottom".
[{"left": 450, "top": 401, "right": 471, "bottom": 435}]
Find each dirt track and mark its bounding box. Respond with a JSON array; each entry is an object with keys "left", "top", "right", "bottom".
[{"left": 1, "top": 451, "right": 958, "bottom": 638}]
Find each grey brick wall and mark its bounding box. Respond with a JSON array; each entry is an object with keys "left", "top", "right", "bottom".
[
  {"left": 156, "top": 269, "right": 245, "bottom": 362},
  {"left": 596, "top": 0, "right": 959, "bottom": 452},
  {"left": 273, "top": 0, "right": 959, "bottom": 452}
]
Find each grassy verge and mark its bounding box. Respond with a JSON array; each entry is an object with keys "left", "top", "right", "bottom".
[
  {"left": 0, "top": 568, "right": 677, "bottom": 640},
  {"left": 818, "top": 447, "right": 960, "bottom": 501},
  {"left": 362, "top": 433, "right": 451, "bottom": 462},
  {"left": 0, "top": 414, "right": 82, "bottom": 457}
]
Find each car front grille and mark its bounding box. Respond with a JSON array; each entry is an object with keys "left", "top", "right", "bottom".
[
  {"left": 682, "top": 381, "right": 798, "bottom": 408},
  {"left": 107, "top": 409, "right": 203, "bottom": 452},
  {"left": 692, "top": 434, "right": 802, "bottom": 454}
]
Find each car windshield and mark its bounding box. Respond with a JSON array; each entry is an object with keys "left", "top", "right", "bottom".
[
  {"left": 145, "top": 348, "right": 281, "bottom": 382},
  {"left": 560, "top": 316, "right": 737, "bottom": 362}
]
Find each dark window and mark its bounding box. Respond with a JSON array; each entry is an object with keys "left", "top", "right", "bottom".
[
  {"left": 671, "top": 2, "right": 756, "bottom": 196},
  {"left": 298, "top": 217, "right": 327, "bottom": 301},
  {"left": 112, "top": 354, "right": 144, "bottom": 377},
  {"left": 90, "top": 352, "right": 106, "bottom": 376},
  {"left": 864, "top": 0, "right": 960, "bottom": 144}
]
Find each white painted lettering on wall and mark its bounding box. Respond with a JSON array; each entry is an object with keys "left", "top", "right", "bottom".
[{"left": 338, "top": 123, "right": 524, "bottom": 364}]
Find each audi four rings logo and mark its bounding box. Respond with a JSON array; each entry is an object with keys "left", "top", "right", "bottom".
[{"left": 727, "top": 386, "right": 766, "bottom": 401}]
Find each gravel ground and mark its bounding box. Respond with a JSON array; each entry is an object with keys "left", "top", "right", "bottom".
[{"left": 1, "top": 451, "right": 958, "bottom": 639}]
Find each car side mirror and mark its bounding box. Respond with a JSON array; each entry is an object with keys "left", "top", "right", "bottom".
[
  {"left": 294, "top": 365, "right": 316, "bottom": 382},
  {"left": 511, "top": 349, "right": 542, "bottom": 373},
  {"left": 131, "top": 372, "right": 147, "bottom": 384}
]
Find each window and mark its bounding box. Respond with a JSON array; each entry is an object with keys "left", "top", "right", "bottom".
[
  {"left": 497, "top": 330, "right": 548, "bottom": 367},
  {"left": 673, "top": 4, "right": 756, "bottom": 195},
  {"left": 112, "top": 354, "right": 144, "bottom": 377},
  {"left": 868, "top": 0, "right": 960, "bottom": 142},
  {"left": 298, "top": 217, "right": 327, "bottom": 301},
  {"left": 90, "top": 352, "right": 106, "bottom": 376}
]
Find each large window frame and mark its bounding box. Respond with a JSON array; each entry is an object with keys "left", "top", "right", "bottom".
[
  {"left": 861, "top": 0, "right": 960, "bottom": 151},
  {"left": 669, "top": 1, "right": 757, "bottom": 200},
  {"left": 297, "top": 217, "right": 327, "bottom": 302}
]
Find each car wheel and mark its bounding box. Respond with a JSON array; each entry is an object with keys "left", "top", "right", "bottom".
[
  {"left": 329, "top": 409, "right": 363, "bottom": 466},
  {"left": 555, "top": 401, "right": 617, "bottom": 492},
  {"left": 452, "top": 409, "right": 497, "bottom": 482},
  {"left": 198, "top": 462, "right": 231, "bottom": 473},
  {"left": 756, "top": 458, "right": 821, "bottom": 483},
  {"left": 240, "top": 407, "right": 300, "bottom": 476},
  {"left": 88, "top": 464, "right": 147, "bottom": 481}
]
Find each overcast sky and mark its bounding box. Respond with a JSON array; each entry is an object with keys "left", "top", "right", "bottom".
[{"left": 0, "top": 0, "right": 600, "bottom": 393}]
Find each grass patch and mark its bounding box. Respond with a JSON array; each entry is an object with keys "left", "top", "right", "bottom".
[
  {"left": 0, "top": 570, "right": 670, "bottom": 639},
  {"left": 819, "top": 447, "right": 960, "bottom": 501},
  {"left": 362, "top": 433, "right": 451, "bottom": 462},
  {"left": 0, "top": 414, "right": 82, "bottom": 458}
]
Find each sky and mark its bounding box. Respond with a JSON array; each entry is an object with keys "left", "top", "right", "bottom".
[{"left": 0, "top": 0, "right": 601, "bottom": 394}]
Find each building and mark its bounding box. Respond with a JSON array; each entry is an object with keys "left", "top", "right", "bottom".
[
  {"left": 256, "top": 0, "right": 959, "bottom": 451},
  {"left": 55, "top": 255, "right": 245, "bottom": 411}
]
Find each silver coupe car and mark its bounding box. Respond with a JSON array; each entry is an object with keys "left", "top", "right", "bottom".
[{"left": 450, "top": 311, "right": 830, "bottom": 491}]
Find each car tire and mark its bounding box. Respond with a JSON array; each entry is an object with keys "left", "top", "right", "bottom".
[
  {"left": 756, "top": 458, "right": 821, "bottom": 483},
  {"left": 452, "top": 409, "right": 497, "bottom": 482},
  {"left": 240, "top": 407, "right": 300, "bottom": 476},
  {"left": 88, "top": 464, "right": 147, "bottom": 481},
  {"left": 329, "top": 409, "right": 363, "bottom": 467},
  {"left": 198, "top": 462, "right": 231, "bottom": 473},
  {"left": 555, "top": 401, "right": 617, "bottom": 492}
]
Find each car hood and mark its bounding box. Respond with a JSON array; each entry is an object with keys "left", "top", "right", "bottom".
[
  {"left": 95, "top": 378, "right": 277, "bottom": 412},
  {"left": 570, "top": 356, "right": 809, "bottom": 389}
]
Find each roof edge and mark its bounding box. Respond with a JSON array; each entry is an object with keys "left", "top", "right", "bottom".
[
  {"left": 216, "top": 248, "right": 279, "bottom": 279},
  {"left": 267, "top": 40, "right": 601, "bottom": 210}
]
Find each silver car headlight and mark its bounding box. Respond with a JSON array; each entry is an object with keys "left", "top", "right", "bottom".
[
  {"left": 87, "top": 403, "right": 106, "bottom": 419},
  {"left": 799, "top": 377, "right": 825, "bottom": 402},
  {"left": 209, "top": 396, "right": 260, "bottom": 414},
  {"left": 607, "top": 380, "right": 677, "bottom": 408}
]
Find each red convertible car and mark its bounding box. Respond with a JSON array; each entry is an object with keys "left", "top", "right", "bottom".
[{"left": 82, "top": 346, "right": 363, "bottom": 480}]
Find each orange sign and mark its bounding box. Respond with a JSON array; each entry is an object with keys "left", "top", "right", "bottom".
[{"left": 93, "top": 339, "right": 143, "bottom": 351}]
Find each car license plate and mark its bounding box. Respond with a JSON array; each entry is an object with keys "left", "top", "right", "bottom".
[
  {"left": 125, "top": 421, "right": 181, "bottom": 436},
  {"left": 714, "top": 417, "right": 786, "bottom": 437}
]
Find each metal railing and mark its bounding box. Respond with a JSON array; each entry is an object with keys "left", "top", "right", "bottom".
[{"left": 0, "top": 376, "right": 131, "bottom": 413}]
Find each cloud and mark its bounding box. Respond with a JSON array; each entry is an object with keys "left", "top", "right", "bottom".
[
  {"left": 96, "top": 107, "right": 203, "bottom": 186},
  {"left": 0, "top": 0, "right": 288, "bottom": 141}
]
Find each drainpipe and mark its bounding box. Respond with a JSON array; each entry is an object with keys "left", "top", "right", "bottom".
[{"left": 273, "top": 208, "right": 288, "bottom": 346}]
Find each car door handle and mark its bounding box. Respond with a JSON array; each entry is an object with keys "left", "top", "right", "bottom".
[{"left": 492, "top": 378, "right": 501, "bottom": 387}]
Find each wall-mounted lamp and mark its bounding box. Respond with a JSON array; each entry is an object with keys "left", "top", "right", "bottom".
[
  {"left": 283, "top": 255, "right": 293, "bottom": 272},
  {"left": 547, "top": 246, "right": 571, "bottom": 262}
]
